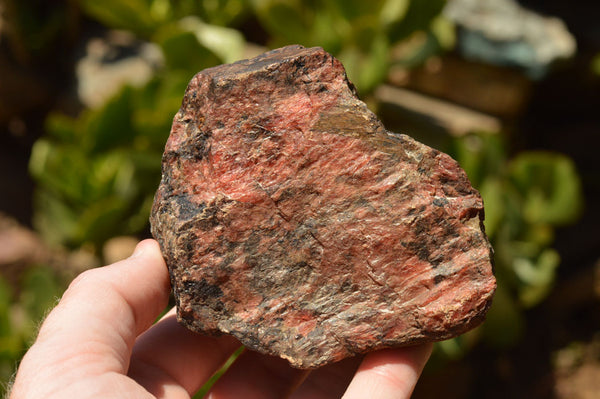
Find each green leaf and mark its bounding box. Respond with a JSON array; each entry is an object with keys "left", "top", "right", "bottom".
[
  {"left": 72, "top": 196, "right": 131, "bottom": 246},
  {"left": 342, "top": 32, "right": 389, "bottom": 93},
  {"left": 430, "top": 15, "right": 455, "bottom": 50},
  {"left": 155, "top": 24, "right": 221, "bottom": 74},
  {"left": 379, "top": 0, "right": 410, "bottom": 27},
  {"left": 450, "top": 133, "right": 507, "bottom": 188},
  {"left": 479, "top": 177, "right": 504, "bottom": 238},
  {"left": 29, "top": 140, "right": 90, "bottom": 204},
  {"left": 32, "top": 189, "right": 80, "bottom": 247},
  {"left": 79, "top": 0, "right": 157, "bottom": 36},
  {"left": 514, "top": 249, "right": 560, "bottom": 307},
  {"left": 193, "top": 0, "right": 250, "bottom": 26},
  {"left": 82, "top": 87, "right": 135, "bottom": 154},
  {"left": 332, "top": 0, "right": 384, "bottom": 22},
  {"left": 177, "top": 16, "right": 246, "bottom": 63},
  {"left": 45, "top": 113, "right": 77, "bottom": 142},
  {"left": 387, "top": 0, "right": 446, "bottom": 42},
  {"left": 132, "top": 75, "right": 186, "bottom": 147},
  {"left": 436, "top": 338, "right": 465, "bottom": 360},
  {"left": 523, "top": 223, "right": 555, "bottom": 248},
  {"left": 149, "top": 0, "right": 173, "bottom": 22},
  {"left": 252, "top": 0, "right": 312, "bottom": 46},
  {"left": 395, "top": 30, "right": 442, "bottom": 68},
  {"left": 509, "top": 152, "right": 583, "bottom": 226},
  {"left": 309, "top": 8, "right": 345, "bottom": 53},
  {"left": 194, "top": 347, "right": 243, "bottom": 398}
]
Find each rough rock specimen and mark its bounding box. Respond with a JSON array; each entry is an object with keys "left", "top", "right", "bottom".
[{"left": 150, "top": 45, "right": 496, "bottom": 369}]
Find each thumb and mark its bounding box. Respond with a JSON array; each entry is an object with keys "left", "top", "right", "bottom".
[{"left": 11, "top": 239, "right": 171, "bottom": 396}]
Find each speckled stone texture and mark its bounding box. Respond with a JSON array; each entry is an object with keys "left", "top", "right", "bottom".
[{"left": 150, "top": 45, "right": 496, "bottom": 369}]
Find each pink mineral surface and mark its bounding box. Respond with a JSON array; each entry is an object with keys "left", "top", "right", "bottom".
[{"left": 150, "top": 45, "right": 496, "bottom": 369}]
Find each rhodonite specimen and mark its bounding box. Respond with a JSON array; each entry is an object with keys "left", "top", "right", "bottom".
[{"left": 150, "top": 45, "right": 496, "bottom": 369}]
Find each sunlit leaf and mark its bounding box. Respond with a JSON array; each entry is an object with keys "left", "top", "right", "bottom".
[
  {"left": 155, "top": 24, "right": 221, "bottom": 73},
  {"left": 509, "top": 152, "right": 583, "bottom": 226},
  {"left": 430, "top": 15, "right": 456, "bottom": 50},
  {"left": 514, "top": 249, "right": 560, "bottom": 307},
  {"left": 379, "top": 0, "right": 410, "bottom": 27},
  {"left": 355, "top": 32, "right": 390, "bottom": 93},
  {"left": 451, "top": 133, "right": 507, "bottom": 188},
  {"left": 178, "top": 16, "right": 246, "bottom": 63}
]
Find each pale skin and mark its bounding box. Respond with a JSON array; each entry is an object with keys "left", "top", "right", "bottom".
[{"left": 10, "top": 239, "right": 432, "bottom": 399}]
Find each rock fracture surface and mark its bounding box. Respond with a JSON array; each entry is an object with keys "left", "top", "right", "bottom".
[{"left": 150, "top": 45, "right": 496, "bottom": 369}]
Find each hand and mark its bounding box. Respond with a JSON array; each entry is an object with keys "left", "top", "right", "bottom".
[{"left": 10, "top": 239, "right": 432, "bottom": 398}]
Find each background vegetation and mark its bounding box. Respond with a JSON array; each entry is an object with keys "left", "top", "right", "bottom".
[{"left": 1, "top": 0, "right": 598, "bottom": 397}]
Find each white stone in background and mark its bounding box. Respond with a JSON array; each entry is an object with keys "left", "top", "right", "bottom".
[
  {"left": 444, "top": 0, "right": 576, "bottom": 78},
  {"left": 76, "top": 30, "right": 163, "bottom": 108}
]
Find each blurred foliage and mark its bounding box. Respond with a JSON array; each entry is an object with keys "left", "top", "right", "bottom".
[
  {"left": 0, "top": 0, "right": 78, "bottom": 62},
  {"left": 30, "top": 86, "right": 165, "bottom": 248},
  {"left": 0, "top": 268, "right": 65, "bottom": 395},
  {"left": 79, "top": 0, "right": 250, "bottom": 34},
  {"left": 431, "top": 132, "right": 583, "bottom": 362},
  {"left": 30, "top": 3, "right": 246, "bottom": 249},
  {"left": 250, "top": 0, "right": 453, "bottom": 93}
]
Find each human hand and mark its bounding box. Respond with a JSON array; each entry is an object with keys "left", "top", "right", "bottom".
[{"left": 10, "top": 239, "right": 432, "bottom": 398}]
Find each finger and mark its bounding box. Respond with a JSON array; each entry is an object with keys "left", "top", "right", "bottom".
[
  {"left": 290, "top": 355, "right": 363, "bottom": 399},
  {"left": 129, "top": 308, "right": 241, "bottom": 397},
  {"left": 47, "top": 239, "right": 170, "bottom": 344},
  {"left": 341, "top": 344, "right": 433, "bottom": 399},
  {"left": 11, "top": 239, "right": 171, "bottom": 395},
  {"left": 206, "top": 349, "right": 309, "bottom": 399}
]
